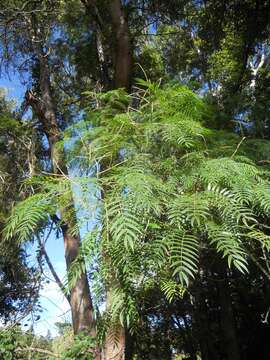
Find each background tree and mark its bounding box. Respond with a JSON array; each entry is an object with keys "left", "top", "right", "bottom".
[
  {"left": 0, "top": 89, "right": 39, "bottom": 324},
  {"left": 0, "top": 0, "right": 97, "bottom": 339}
]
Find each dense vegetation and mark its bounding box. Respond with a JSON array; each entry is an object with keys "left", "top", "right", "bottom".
[{"left": 0, "top": 0, "right": 270, "bottom": 359}]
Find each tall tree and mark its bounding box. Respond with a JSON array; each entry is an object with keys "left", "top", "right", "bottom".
[
  {"left": 70, "top": 83, "right": 270, "bottom": 359},
  {"left": 0, "top": 0, "right": 96, "bottom": 340}
]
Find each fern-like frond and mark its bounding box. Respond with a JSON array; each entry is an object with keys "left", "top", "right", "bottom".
[
  {"left": 207, "top": 223, "right": 248, "bottom": 273},
  {"left": 168, "top": 193, "right": 211, "bottom": 228},
  {"left": 110, "top": 287, "right": 139, "bottom": 329},
  {"left": 198, "top": 158, "right": 261, "bottom": 188},
  {"left": 253, "top": 184, "right": 270, "bottom": 216},
  {"left": 105, "top": 198, "right": 144, "bottom": 252},
  {"left": 107, "top": 158, "right": 164, "bottom": 216},
  {"left": 160, "top": 119, "right": 205, "bottom": 149},
  {"left": 160, "top": 279, "right": 185, "bottom": 303},
  {"left": 4, "top": 194, "right": 53, "bottom": 243},
  {"left": 166, "top": 230, "right": 199, "bottom": 286},
  {"left": 206, "top": 185, "right": 257, "bottom": 226},
  {"left": 246, "top": 230, "right": 270, "bottom": 251}
]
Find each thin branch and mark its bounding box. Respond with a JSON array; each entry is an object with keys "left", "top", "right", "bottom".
[
  {"left": 37, "top": 233, "right": 71, "bottom": 303},
  {"left": 249, "top": 251, "right": 270, "bottom": 282},
  {"left": 230, "top": 136, "right": 246, "bottom": 159},
  {"left": 262, "top": 307, "right": 270, "bottom": 324}
]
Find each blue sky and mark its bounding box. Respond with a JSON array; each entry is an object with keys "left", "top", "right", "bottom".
[
  {"left": 1, "top": 74, "right": 71, "bottom": 337},
  {"left": 1, "top": 72, "right": 26, "bottom": 101}
]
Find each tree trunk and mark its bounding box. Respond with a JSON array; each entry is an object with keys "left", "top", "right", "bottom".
[
  {"left": 102, "top": 325, "right": 125, "bottom": 360},
  {"left": 108, "top": 0, "right": 132, "bottom": 90},
  {"left": 217, "top": 267, "right": 240, "bottom": 360},
  {"left": 82, "top": 0, "right": 132, "bottom": 90},
  {"left": 193, "top": 283, "right": 217, "bottom": 360},
  {"left": 100, "top": 2, "right": 132, "bottom": 355},
  {"left": 26, "top": 50, "right": 96, "bottom": 338},
  {"left": 101, "top": 278, "right": 125, "bottom": 360},
  {"left": 81, "top": 3, "right": 132, "bottom": 356},
  {"left": 182, "top": 314, "right": 197, "bottom": 360},
  {"left": 81, "top": 0, "right": 111, "bottom": 89}
]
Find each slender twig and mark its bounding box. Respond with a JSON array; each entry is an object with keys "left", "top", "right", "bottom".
[{"left": 230, "top": 136, "right": 246, "bottom": 159}]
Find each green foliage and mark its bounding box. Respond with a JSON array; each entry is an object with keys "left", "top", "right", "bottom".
[
  {"left": 4, "top": 193, "right": 52, "bottom": 243},
  {"left": 208, "top": 24, "right": 245, "bottom": 89},
  {"left": 51, "top": 323, "right": 73, "bottom": 357},
  {"left": 160, "top": 280, "right": 186, "bottom": 303},
  {"left": 3, "top": 175, "right": 78, "bottom": 243},
  {"left": 6, "top": 82, "right": 270, "bottom": 347},
  {"left": 0, "top": 90, "right": 39, "bottom": 322},
  {"left": 69, "top": 82, "right": 270, "bottom": 328},
  {"left": 0, "top": 327, "right": 52, "bottom": 360},
  {"left": 59, "top": 333, "right": 95, "bottom": 360},
  {"left": 166, "top": 230, "right": 199, "bottom": 285},
  {"left": 0, "top": 328, "right": 22, "bottom": 360}
]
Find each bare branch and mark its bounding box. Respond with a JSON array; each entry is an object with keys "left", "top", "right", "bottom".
[{"left": 37, "top": 232, "right": 71, "bottom": 303}]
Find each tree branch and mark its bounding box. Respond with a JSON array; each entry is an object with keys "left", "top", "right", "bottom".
[{"left": 37, "top": 233, "right": 71, "bottom": 303}]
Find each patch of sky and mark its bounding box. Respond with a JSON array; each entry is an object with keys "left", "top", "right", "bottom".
[{"left": 0, "top": 71, "right": 26, "bottom": 102}]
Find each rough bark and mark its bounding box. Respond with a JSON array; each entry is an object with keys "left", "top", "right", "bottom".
[
  {"left": 101, "top": 277, "right": 125, "bottom": 359},
  {"left": 26, "top": 49, "right": 96, "bottom": 338},
  {"left": 108, "top": 0, "right": 132, "bottom": 90},
  {"left": 99, "top": 181, "right": 126, "bottom": 360}
]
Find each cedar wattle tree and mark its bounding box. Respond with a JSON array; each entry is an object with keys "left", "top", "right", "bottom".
[{"left": 6, "top": 82, "right": 270, "bottom": 358}]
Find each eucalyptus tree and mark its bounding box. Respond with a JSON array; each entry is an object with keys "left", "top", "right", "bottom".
[
  {"left": 61, "top": 0, "right": 270, "bottom": 131},
  {"left": 0, "top": 0, "right": 97, "bottom": 339},
  {"left": 81, "top": 0, "right": 132, "bottom": 90},
  {"left": 150, "top": 0, "right": 270, "bottom": 133},
  {"left": 61, "top": 0, "right": 188, "bottom": 92}
]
